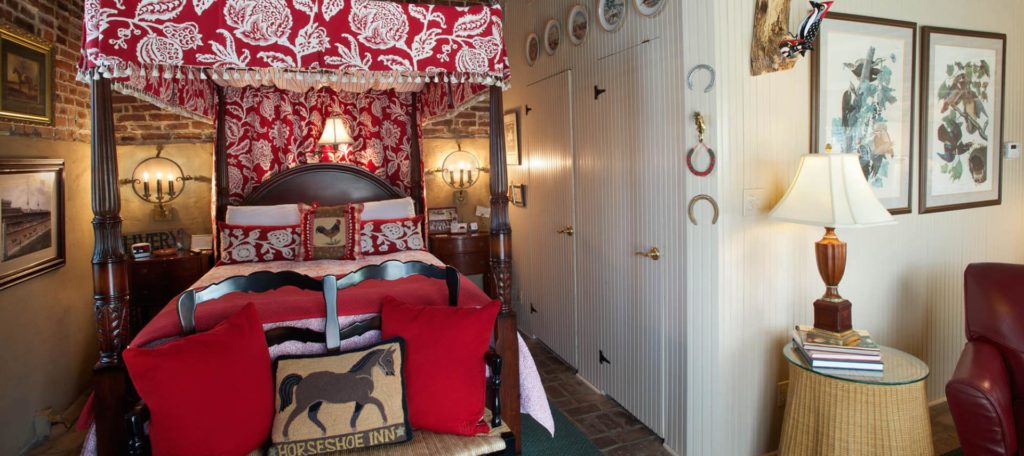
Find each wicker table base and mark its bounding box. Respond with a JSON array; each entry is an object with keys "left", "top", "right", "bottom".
[{"left": 779, "top": 347, "right": 933, "bottom": 455}]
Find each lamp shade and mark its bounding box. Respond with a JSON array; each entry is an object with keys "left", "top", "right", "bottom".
[
  {"left": 318, "top": 117, "right": 354, "bottom": 146},
  {"left": 769, "top": 153, "right": 895, "bottom": 228}
]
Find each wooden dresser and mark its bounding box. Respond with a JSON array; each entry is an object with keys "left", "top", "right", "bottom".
[
  {"left": 127, "top": 250, "right": 212, "bottom": 336},
  {"left": 428, "top": 233, "right": 491, "bottom": 295}
]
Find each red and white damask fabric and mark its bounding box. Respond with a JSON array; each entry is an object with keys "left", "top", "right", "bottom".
[
  {"left": 417, "top": 81, "right": 489, "bottom": 123},
  {"left": 114, "top": 67, "right": 216, "bottom": 121},
  {"left": 220, "top": 223, "right": 303, "bottom": 264},
  {"left": 221, "top": 85, "right": 416, "bottom": 204},
  {"left": 80, "top": 0, "right": 509, "bottom": 80},
  {"left": 359, "top": 216, "right": 425, "bottom": 256}
]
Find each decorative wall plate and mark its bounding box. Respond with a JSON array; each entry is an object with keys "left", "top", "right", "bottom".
[
  {"left": 633, "top": 0, "right": 666, "bottom": 17},
  {"left": 567, "top": 5, "right": 590, "bottom": 46},
  {"left": 525, "top": 33, "right": 540, "bottom": 66},
  {"left": 544, "top": 19, "right": 562, "bottom": 55},
  {"left": 596, "top": 0, "right": 627, "bottom": 32}
]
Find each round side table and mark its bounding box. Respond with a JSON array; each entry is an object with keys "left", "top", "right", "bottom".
[{"left": 779, "top": 342, "right": 933, "bottom": 456}]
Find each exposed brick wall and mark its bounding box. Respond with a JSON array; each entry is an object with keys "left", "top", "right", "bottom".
[
  {"left": 421, "top": 98, "right": 491, "bottom": 138},
  {"left": 0, "top": 0, "right": 210, "bottom": 144}
]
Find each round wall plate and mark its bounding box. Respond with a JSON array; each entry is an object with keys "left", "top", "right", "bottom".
[
  {"left": 525, "top": 33, "right": 540, "bottom": 66},
  {"left": 633, "top": 0, "right": 667, "bottom": 17},
  {"left": 567, "top": 4, "right": 590, "bottom": 46},
  {"left": 596, "top": 0, "right": 627, "bottom": 32},
  {"left": 543, "top": 19, "right": 562, "bottom": 55}
]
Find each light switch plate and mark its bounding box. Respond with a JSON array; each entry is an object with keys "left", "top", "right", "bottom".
[
  {"left": 743, "top": 188, "right": 769, "bottom": 216},
  {"left": 1005, "top": 142, "right": 1021, "bottom": 159}
]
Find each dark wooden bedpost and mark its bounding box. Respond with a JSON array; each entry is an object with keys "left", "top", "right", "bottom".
[
  {"left": 90, "top": 78, "right": 131, "bottom": 456},
  {"left": 213, "top": 86, "right": 229, "bottom": 260},
  {"left": 488, "top": 84, "right": 520, "bottom": 452},
  {"left": 409, "top": 94, "right": 425, "bottom": 215}
]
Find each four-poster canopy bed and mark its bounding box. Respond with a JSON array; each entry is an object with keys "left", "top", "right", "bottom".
[{"left": 78, "top": 0, "right": 520, "bottom": 454}]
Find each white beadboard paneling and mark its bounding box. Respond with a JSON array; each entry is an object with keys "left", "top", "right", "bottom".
[
  {"left": 504, "top": 1, "right": 693, "bottom": 453},
  {"left": 713, "top": 0, "right": 1024, "bottom": 454}
]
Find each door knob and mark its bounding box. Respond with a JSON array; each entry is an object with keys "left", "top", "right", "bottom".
[
  {"left": 635, "top": 247, "right": 661, "bottom": 261},
  {"left": 557, "top": 225, "right": 575, "bottom": 236}
]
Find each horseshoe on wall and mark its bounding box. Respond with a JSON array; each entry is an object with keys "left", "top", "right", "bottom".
[
  {"left": 686, "top": 64, "right": 716, "bottom": 93},
  {"left": 688, "top": 194, "right": 720, "bottom": 226}
]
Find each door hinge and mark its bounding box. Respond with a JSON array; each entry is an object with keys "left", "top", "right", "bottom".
[
  {"left": 599, "top": 350, "right": 611, "bottom": 365},
  {"left": 594, "top": 85, "right": 606, "bottom": 100},
  {"left": 530, "top": 303, "right": 538, "bottom": 314}
]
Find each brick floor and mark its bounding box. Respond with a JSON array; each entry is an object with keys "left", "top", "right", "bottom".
[
  {"left": 527, "top": 337, "right": 961, "bottom": 455},
  {"left": 526, "top": 338, "right": 672, "bottom": 455}
]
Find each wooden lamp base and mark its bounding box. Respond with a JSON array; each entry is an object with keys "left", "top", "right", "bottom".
[{"left": 813, "top": 227, "right": 853, "bottom": 334}]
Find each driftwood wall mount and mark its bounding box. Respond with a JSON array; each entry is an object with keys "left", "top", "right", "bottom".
[{"left": 750, "top": 0, "right": 796, "bottom": 76}]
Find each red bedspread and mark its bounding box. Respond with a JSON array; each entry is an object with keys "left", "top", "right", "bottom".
[{"left": 132, "top": 251, "right": 493, "bottom": 348}]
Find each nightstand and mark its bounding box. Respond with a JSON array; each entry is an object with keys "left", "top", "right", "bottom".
[
  {"left": 428, "top": 233, "right": 491, "bottom": 295},
  {"left": 127, "top": 250, "right": 212, "bottom": 336}
]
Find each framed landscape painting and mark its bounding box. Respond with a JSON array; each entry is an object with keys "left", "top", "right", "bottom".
[
  {"left": 812, "top": 14, "right": 916, "bottom": 214},
  {"left": 0, "top": 23, "right": 53, "bottom": 124},
  {"left": 0, "top": 159, "right": 65, "bottom": 290},
  {"left": 920, "top": 27, "right": 1005, "bottom": 213}
]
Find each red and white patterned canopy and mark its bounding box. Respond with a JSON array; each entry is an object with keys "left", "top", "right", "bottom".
[{"left": 80, "top": 0, "right": 509, "bottom": 84}]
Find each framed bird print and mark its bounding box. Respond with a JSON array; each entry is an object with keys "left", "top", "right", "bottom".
[
  {"left": 812, "top": 13, "right": 916, "bottom": 214},
  {"left": 919, "top": 27, "right": 1005, "bottom": 213}
]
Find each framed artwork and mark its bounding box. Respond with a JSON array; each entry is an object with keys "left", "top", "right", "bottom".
[
  {"left": 633, "top": 0, "right": 666, "bottom": 17},
  {"left": 544, "top": 19, "right": 561, "bottom": 56},
  {"left": 504, "top": 109, "right": 522, "bottom": 166},
  {"left": 510, "top": 184, "right": 527, "bottom": 208},
  {"left": 811, "top": 14, "right": 916, "bottom": 214},
  {"left": 0, "top": 23, "right": 54, "bottom": 124},
  {"left": 920, "top": 27, "right": 1006, "bottom": 213},
  {"left": 427, "top": 207, "right": 458, "bottom": 235},
  {"left": 0, "top": 159, "right": 65, "bottom": 291},
  {"left": 525, "top": 33, "right": 540, "bottom": 67},
  {"left": 596, "top": 0, "right": 627, "bottom": 33},
  {"left": 567, "top": 4, "right": 590, "bottom": 46}
]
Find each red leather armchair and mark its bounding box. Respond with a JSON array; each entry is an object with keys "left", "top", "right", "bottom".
[{"left": 947, "top": 263, "right": 1024, "bottom": 456}]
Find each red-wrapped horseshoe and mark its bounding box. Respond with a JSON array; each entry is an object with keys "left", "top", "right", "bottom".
[{"left": 687, "top": 143, "right": 716, "bottom": 177}]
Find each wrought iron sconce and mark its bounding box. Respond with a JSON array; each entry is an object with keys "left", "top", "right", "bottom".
[
  {"left": 425, "top": 148, "right": 489, "bottom": 205},
  {"left": 120, "top": 145, "right": 194, "bottom": 219}
]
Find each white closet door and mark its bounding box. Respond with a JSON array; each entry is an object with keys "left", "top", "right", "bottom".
[
  {"left": 575, "top": 40, "right": 669, "bottom": 433},
  {"left": 522, "top": 71, "right": 578, "bottom": 367}
]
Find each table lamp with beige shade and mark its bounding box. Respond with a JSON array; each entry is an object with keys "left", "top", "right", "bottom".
[{"left": 770, "top": 145, "right": 896, "bottom": 341}]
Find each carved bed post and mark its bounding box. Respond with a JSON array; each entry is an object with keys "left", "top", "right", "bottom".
[
  {"left": 409, "top": 93, "right": 425, "bottom": 215},
  {"left": 213, "top": 86, "right": 229, "bottom": 260},
  {"left": 90, "top": 78, "right": 131, "bottom": 456},
  {"left": 488, "top": 84, "right": 520, "bottom": 452}
]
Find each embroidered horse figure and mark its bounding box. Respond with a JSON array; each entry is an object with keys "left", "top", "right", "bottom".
[{"left": 278, "top": 347, "right": 397, "bottom": 438}]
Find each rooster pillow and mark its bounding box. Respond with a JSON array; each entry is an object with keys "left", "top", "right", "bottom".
[{"left": 302, "top": 204, "right": 362, "bottom": 261}]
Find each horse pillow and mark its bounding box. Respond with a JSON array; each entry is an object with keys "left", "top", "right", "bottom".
[{"left": 270, "top": 338, "right": 412, "bottom": 454}]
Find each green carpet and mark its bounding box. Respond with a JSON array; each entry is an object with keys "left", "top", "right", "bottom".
[{"left": 522, "top": 405, "right": 600, "bottom": 455}]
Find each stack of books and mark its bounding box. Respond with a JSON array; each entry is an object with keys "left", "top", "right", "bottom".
[{"left": 791, "top": 325, "right": 883, "bottom": 375}]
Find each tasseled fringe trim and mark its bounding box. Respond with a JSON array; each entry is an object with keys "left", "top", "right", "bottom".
[
  {"left": 77, "top": 63, "right": 510, "bottom": 89},
  {"left": 110, "top": 81, "right": 214, "bottom": 124}
]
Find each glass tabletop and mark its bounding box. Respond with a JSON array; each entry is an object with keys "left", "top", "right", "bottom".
[{"left": 783, "top": 341, "right": 929, "bottom": 385}]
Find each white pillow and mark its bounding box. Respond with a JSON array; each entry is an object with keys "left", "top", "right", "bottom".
[
  {"left": 361, "top": 197, "right": 415, "bottom": 221},
  {"left": 225, "top": 204, "right": 301, "bottom": 226}
]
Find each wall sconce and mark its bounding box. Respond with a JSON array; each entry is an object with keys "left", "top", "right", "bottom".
[
  {"left": 318, "top": 116, "right": 354, "bottom": 161},
  {"left": 426, "top": 149, "right": 489, "bottom": 205},
  {"left": 120, "top": 145, "right": 193, "bottom": 220}
]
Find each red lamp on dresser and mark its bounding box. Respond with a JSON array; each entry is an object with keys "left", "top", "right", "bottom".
[{"left": 769, "top": 146, "right": 895, "bottom": 337}]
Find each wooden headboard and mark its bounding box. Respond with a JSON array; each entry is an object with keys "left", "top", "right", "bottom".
[{"left": 239, "top": 163, "right": 407, "bottom": 207}]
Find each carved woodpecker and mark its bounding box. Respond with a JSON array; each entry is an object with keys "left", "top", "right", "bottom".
[{"left": 780, "top": 1, "right": 834, "bottom": 59}]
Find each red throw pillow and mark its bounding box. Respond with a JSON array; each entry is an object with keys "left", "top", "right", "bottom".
[
  {"left": 380, "top": 296, "right": 500, "bottom": 435},
  {"left": 220, "top": 223, "right": 302, "bottom": 264},
  {"left": 359, "top": 216, "right": 425, "bottom": 256},
  {"left": 124, "top": 304, "right": 273, "bottom": 456}
]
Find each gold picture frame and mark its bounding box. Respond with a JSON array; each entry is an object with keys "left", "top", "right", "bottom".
[{"left": 0, "top": 23, "right": 54, "bottom": 124}]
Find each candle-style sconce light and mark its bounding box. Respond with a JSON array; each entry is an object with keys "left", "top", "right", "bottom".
[
  {"left": 120, "top": 145, "right": 194, "bottom": 219},
  {"left": 426, "top": 148, "right": 489, "bottom": 205}
]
